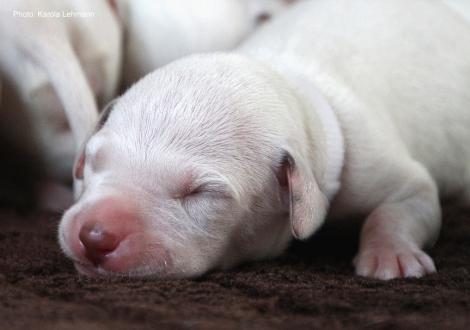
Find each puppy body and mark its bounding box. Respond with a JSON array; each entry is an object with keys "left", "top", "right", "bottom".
[
  {"left": 60, "top": 0, "right": 470, "bottom": 279},
  {"left": 243, "top": 0, "right": 470, "bottom": 206},
  {"left": 241, "top": 0, "right": 470, "bottom": 278},
  {"left": 0, "top": 0, "right": 121, "bottom": 181},
  {"left": 116, "top": 0, "right": 296, "bottom": 85}
]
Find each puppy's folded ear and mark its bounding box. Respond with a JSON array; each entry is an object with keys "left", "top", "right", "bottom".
[
  {"left": 73, "top": 146, "right": 86, "bottom": 180},
  {"left": 73, "top": 150, "right": 85, "bottom": 199},
  {"left": 73, "top": 100, "right": 117, "bottom": 198},
  {"left": 278, "top": 151, "right": 329, "bottom": 240}
]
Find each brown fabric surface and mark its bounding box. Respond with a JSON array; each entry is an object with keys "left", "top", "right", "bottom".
[{"left": 0, "top": 205, "right": 469, "bottom": 330}]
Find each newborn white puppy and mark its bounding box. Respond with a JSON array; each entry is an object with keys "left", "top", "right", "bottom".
[
  {"left": 0, "top": 0, "right": 121, "bottom": 181},
  {"left": 116, "top": 0, "right": 297, "bottom": 85},
  {"left": 59, "top": 0, "right": 470, "bottom": 279}
]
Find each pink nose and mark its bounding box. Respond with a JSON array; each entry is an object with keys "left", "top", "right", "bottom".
[
  {"left": 79, "top": 223, "right": 119, "bottom": 265},
  {"left": 76, "top": 196, "right": 140, "bottom": 268}
]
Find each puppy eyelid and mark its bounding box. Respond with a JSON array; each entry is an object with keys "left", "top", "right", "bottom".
[{"left": 184, "top": 182, "right": 232, "bottom": 199}]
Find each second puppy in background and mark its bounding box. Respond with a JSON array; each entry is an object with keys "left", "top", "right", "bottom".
[
  {"left": 116, "top": 0, "right": 298, "bottom": 85},
  {"left": 0, "top": 0, "right": 121, "bottom": 208}
]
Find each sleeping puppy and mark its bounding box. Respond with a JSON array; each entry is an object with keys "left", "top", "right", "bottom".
[
  {"left": 0, "top": 0, "right": 121, "bottom": 182},
  {"left": 59, "top": 0, "right": 470, "bottom": 280},
  {"left": 116, "top": 0, "right": 298, "bottom": 85}
]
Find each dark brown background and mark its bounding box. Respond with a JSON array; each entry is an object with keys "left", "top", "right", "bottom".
[{"left": 1, "top": 202, "right": 469, "bottom": 330}]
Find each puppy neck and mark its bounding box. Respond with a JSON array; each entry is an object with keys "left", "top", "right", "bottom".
[{"left": 284, "top": 71, "right": 345, "bottom": 201}]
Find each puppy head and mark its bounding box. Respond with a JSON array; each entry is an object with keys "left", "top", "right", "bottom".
[{"left": 59, "top": 54, "right": 328, "bottom": 278}]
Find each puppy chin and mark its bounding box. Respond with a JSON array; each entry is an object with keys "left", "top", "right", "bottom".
[
  {"left": 74, "top": 261, "right": 171, "bottom": 279},
  {"left": 74, "top": 262, "right": 108, "bottom": 277}
]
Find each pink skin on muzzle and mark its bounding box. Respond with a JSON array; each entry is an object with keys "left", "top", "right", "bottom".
[{"left": 63, "top": 196, "right": 171, "bottom": 276}]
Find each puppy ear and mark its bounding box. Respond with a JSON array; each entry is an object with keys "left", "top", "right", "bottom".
[
  {"left": 279, "top": 152, "right": 329, "bottom": 240},
  {"left": 72, "top": 143, "right": 86, "bottom": 199},
  {"left": 73, "top": 100, "right": 115, "bottom": 180},
  {"left": 73, "top": 147, "right": 85, "bottom": 180}
]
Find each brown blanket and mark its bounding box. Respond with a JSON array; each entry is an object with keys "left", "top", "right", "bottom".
[{"left": 1, "top": 205, "right": 469, "bottom": 329}]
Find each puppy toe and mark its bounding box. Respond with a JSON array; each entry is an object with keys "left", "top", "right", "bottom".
[
  {"left": 373, "top": 253, "right": 401, "bottom": 280},
  {"left": 397, "top": 253, "right": 425, "bottom": 278},
  {"left": 415, "top": 251, "right": 436, "bottom": 274},
  {"left": 354, "top": 253, "right": 377, "bottom": 277}
]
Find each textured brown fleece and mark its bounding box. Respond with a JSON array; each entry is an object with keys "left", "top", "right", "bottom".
[{"left": 1, "top": 204, "right": 469, "bottom": 330}]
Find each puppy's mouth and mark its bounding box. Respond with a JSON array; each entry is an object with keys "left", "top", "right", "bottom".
[
  {"left": 74, "top": 261, "right": 108, "bottom": 277},
  {"left": 72, "top": 257, "right": 131, "bottom": 277},
  {"left": 72, "top": 259, "right": 171, "bottom": 278}
]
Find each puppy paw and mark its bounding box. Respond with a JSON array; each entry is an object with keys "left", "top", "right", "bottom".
[{"left": 353, "top": 245, "right": 436, "bottom": 280}]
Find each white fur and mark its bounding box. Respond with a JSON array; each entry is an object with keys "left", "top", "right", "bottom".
[
  {"left": 116, "top": 0, "right": 297, "bottom": 85},
  {"left": 443, "top": 0, "right": 470, "bottom": 22},
  {"left": 0, "top": 0, "right": 121, "bottom": 180},
  {"left": 60, "top": 0, "right": 470, "bottom": 279}
]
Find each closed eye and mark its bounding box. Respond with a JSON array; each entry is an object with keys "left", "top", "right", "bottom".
[
  {"left": 178, "top": 182, "right": 232, "bottom": 199},
  {"left": 182, "top": 182, "right": 233, "bottom": 200}
]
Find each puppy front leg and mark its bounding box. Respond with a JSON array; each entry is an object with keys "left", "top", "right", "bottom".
[{"left": 354, "top": 167, "right": 441, "bottom": 280}]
